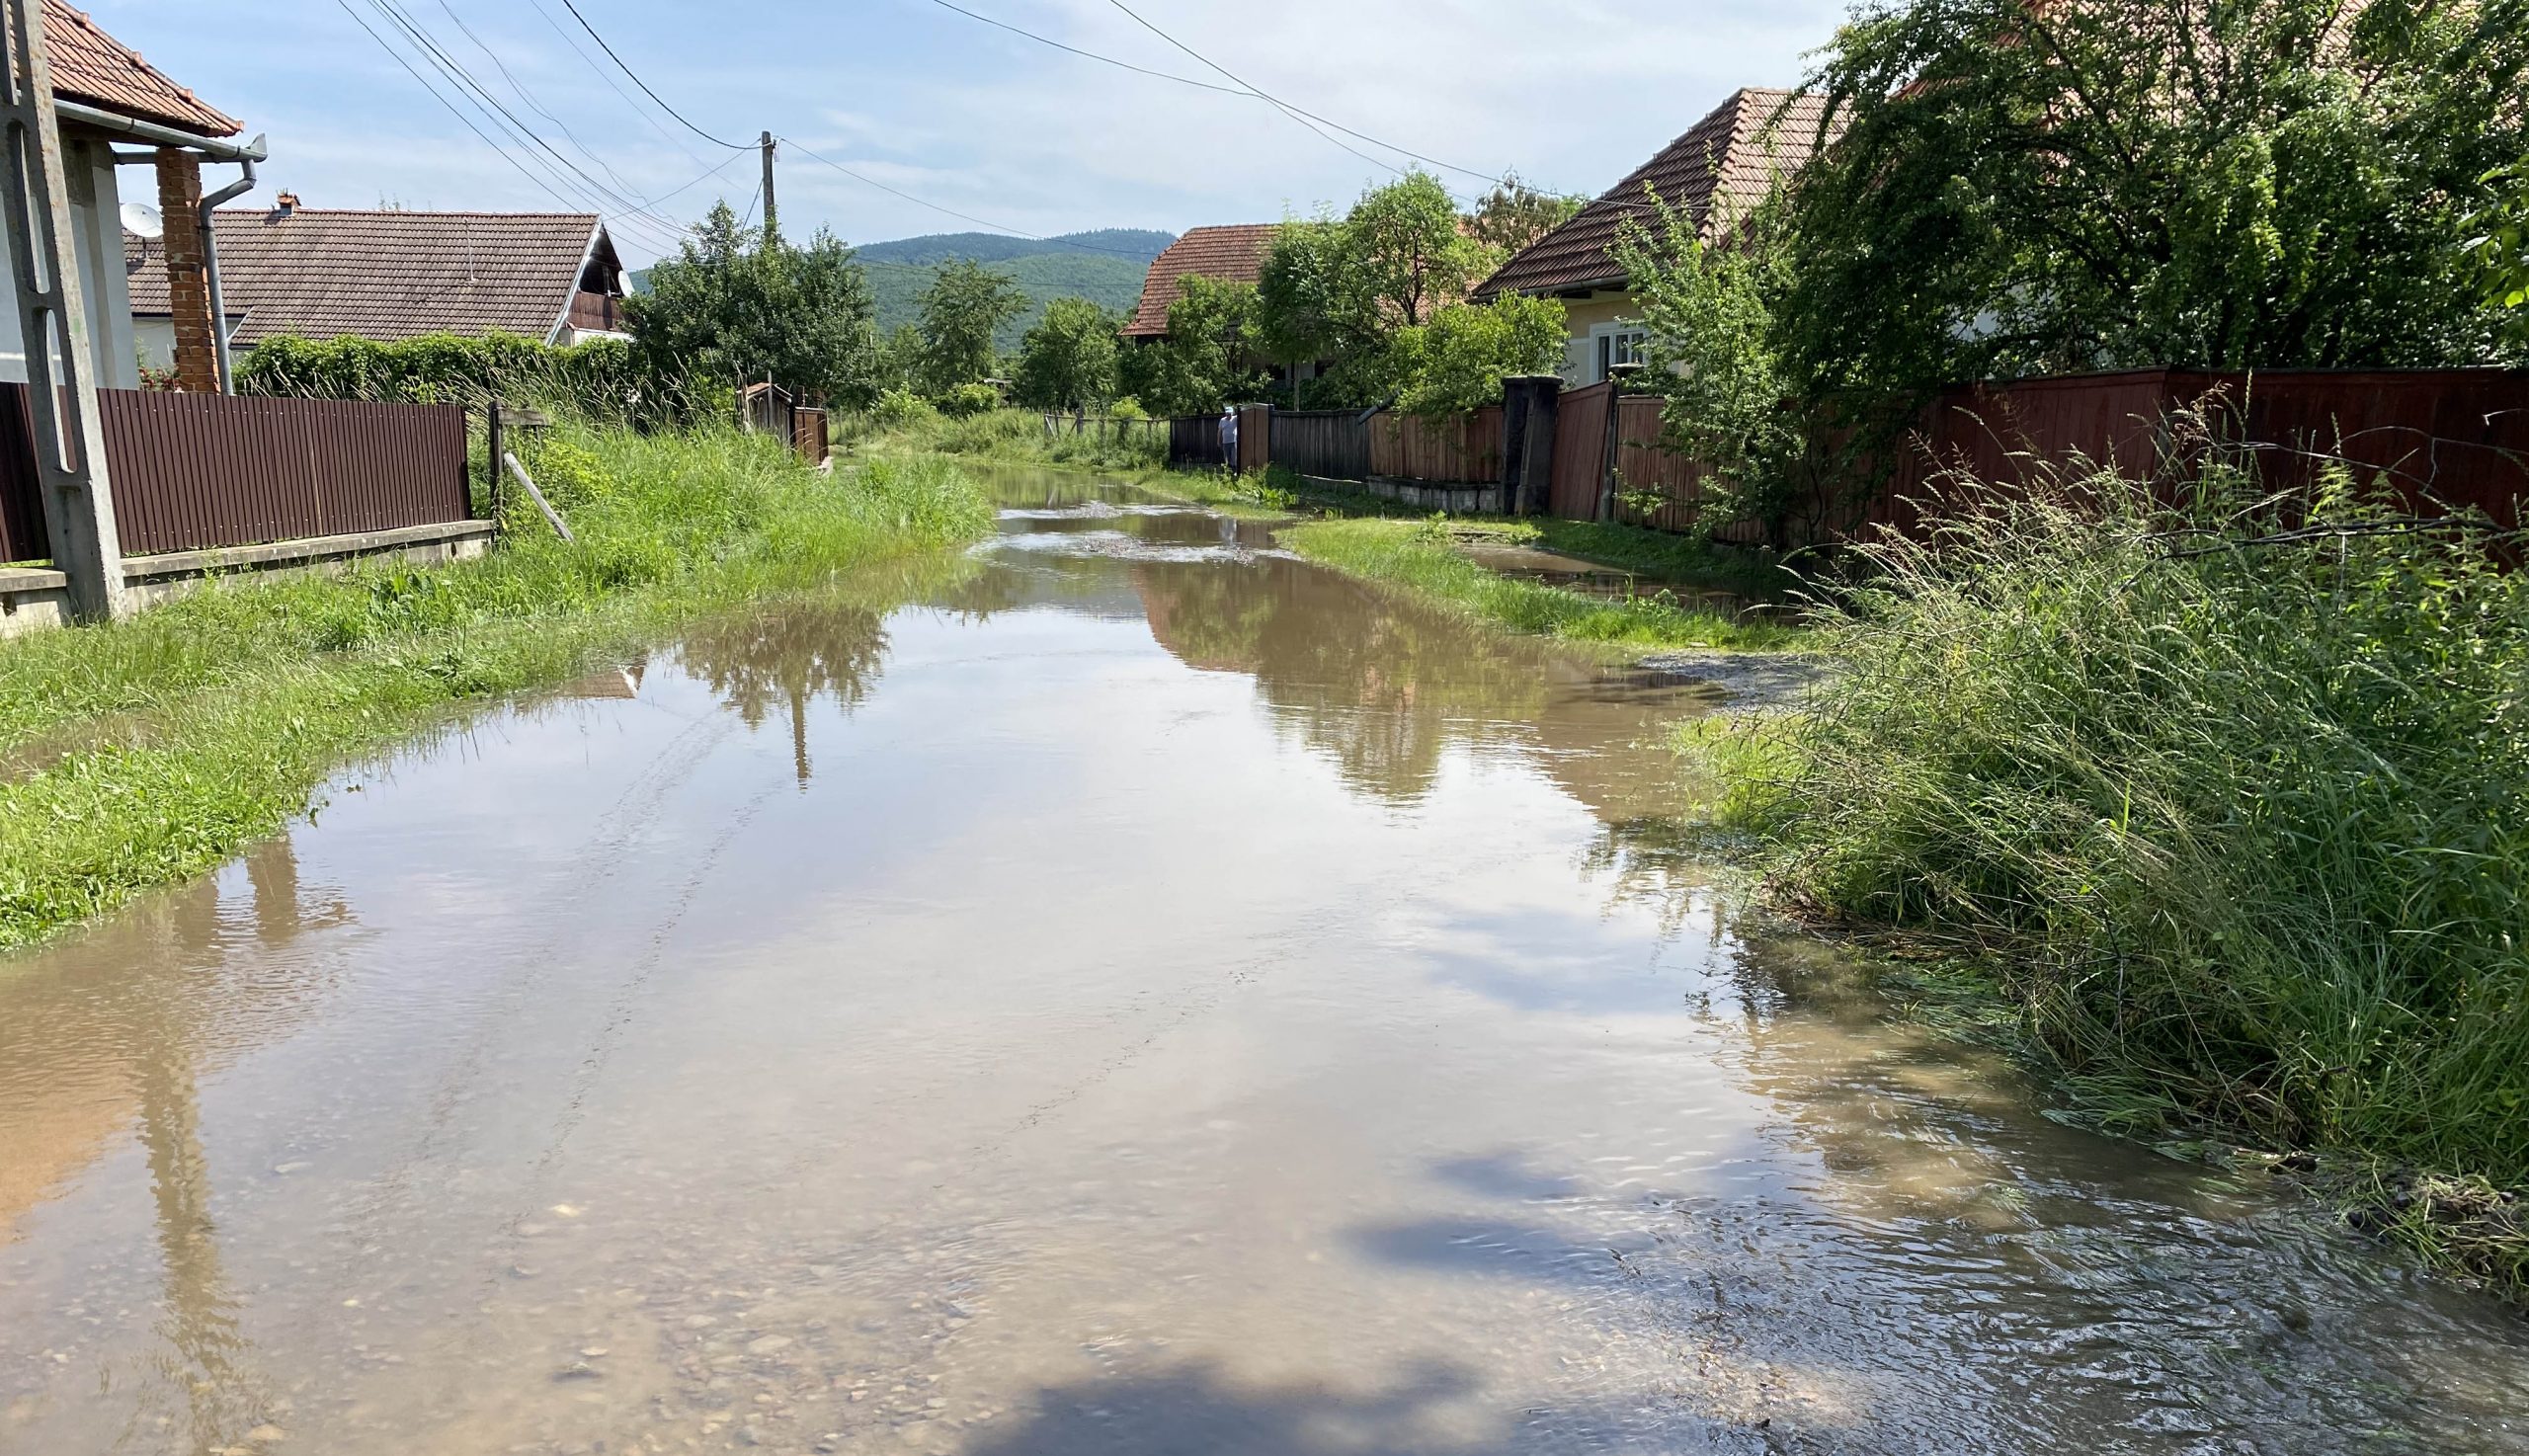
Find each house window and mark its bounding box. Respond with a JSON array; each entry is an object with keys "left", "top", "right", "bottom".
[{"left": 1590, "top": 325, "right": 1649, "bottom": 382}]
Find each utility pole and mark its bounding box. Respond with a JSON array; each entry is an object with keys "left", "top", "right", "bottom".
[
  {"left": 759, "top": 130, "right": 776, "bottom": 240},
  {"left": 0, "top": 0, "right": 126, "bottom": 619}
]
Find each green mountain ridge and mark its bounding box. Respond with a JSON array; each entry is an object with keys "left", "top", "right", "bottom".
[{"left": 630, "top": 228, "right": 1175, "bottom": 354}]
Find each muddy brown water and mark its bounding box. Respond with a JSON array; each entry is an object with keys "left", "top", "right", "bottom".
[{"left": 3, "top": 467, "right": 2525, "bottom": 1456}]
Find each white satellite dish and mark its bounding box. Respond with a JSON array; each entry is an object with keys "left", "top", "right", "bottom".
[{"left": 121, "top": 201, "right": 164, "bottom": 240}]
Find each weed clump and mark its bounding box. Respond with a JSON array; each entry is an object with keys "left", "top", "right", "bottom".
[{"left": 1712, "top": 451, "right": 2529, "bottom": 1273}]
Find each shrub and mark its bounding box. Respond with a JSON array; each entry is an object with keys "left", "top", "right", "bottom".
[
  {"left": 873, "top": 387, "right": 937, "bottom": 427},
  {"left": 237, "top": 331, "right": 651, "bottom": 420},
  {"left": 933, "top": 381, "right": 1002, "bottom": 418},
  {"left": 1725, "top": 447, "right": 2529, "bottom": 1198}
]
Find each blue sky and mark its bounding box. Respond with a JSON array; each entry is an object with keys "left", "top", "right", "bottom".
[{"left": 96, "top": 0, "right": 1851, "bottom": 266}]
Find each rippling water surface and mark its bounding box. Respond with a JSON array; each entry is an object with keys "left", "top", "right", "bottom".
[{"left": 3, "top": 467, "right": 2524, "bottom": 1455}]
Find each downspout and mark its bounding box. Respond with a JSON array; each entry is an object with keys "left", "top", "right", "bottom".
[{"left": 199, "top": 155, "right": 255, "bottom": 393}]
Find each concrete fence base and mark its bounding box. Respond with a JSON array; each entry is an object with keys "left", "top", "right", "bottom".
[{"left": 0, "top": 518, "right": 495, "bottom": 639}]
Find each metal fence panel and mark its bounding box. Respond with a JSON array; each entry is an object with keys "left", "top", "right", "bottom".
[
  {"left": 0, "top": 384, "right": 470, "bottom": 561},
  {"left": 1267, "top": 410, "right": 1370, "bottom": 480}
]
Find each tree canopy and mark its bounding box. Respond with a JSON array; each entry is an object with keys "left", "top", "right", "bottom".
[
  {"left": 915, "top": 259, "right": 1029, "bottom": 392},
  {"left": 1012, "top": 296, "right": 1121, "bottom": 411},
  {"left": 1252, "top": 173, "right": 1524, "bottom": 408},
  {"left": 1780, "top": 0, "right": 2529, "bottom": 406},
  {"left": 624, "top": 202, "right": 883, "bottom": 407},
  {"left": 1118, "top": 277, "right": 1264, "bottom": 417}
]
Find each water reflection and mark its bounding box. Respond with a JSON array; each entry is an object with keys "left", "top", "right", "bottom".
[
  {"left": 1, "top": 467, "right": 2524, "bottom": 1455},
  {"left": 1, "top": 840, "right": 346, "bottom": 1450}
]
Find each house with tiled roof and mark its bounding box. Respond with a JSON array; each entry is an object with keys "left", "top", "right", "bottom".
[
  {"left": 1121, "top": 224, "right": 1278, "bottom": 340},
  {"left": 3, "top": 1, "right": 256, "bottom": 393},
  {"left": 1473, "top": 88, "right": 1836, "bottom": 385},
  {"left": 126, "top": 203, "right": 630, "bottom": 364}
]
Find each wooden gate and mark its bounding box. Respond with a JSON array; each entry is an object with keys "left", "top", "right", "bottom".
[{"left": 1549, "top": 381, "right": 1612, "bottom": 519}]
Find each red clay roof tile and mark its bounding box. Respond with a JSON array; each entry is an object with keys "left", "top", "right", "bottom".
[
  {"left": 1122, "top": 224, "right": 1278, "bottom": 338},
  {"left": 128, "top": 208, "right": 608, "bottom": 346},
  {"left": 1473, "top": 88, "right": 1835, "bottom": 300},
  {"left": 42, "top": 0, "right": 239, "bottom": 137}
]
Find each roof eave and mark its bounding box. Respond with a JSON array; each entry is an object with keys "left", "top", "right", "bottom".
[{"left": 546, "top": 217, "right": 607, "bottom": 345}]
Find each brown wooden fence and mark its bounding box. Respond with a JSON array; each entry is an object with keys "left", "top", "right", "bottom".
[
  {"left": 1891, "top": 368, "right": 2529, "bottom": 531},
  {"left": 1169, "top": 414, "right": 1226, "bottom": 468},
  {"left": 0, "top": 385, "right": 472, "bottom": 562},
  {"left": 1269, "top": 410, "right": 1371, "bottom": 480},
  {"left": 1369, "top": 407, "right": 1502, "bottom": 483}
]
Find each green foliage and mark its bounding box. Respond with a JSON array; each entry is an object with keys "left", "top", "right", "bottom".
[
  {"left": 1392, "top": 294, "right": 1569, "bottom": 416},
  {"left": 0, "top": 427, "right": 992, "bottom": 948},
  {"left": 1012, "top": 295, "right": 1121, "bottom": 410},
  {"left": 1282, "top": 518, "right": 1798, "bottom": 650},
  {"left": 1253, "top": 174, "right": 1517, "bottom": 408},
  {"left": 626, "top": 202, "right": 885, "bottom": 407},
  {"left": 915, "top": 259, "right": 1029, "bottom": 391},
  {"left": 1466, "top": 172, "right": 1586, "bottom": 255},
  {"left": 1719, "top": 453, "right": 2529, "bottom": 1217},
  {"left": 1612, "top": 196, "right": 1845, "bottom": 548},
  {"left": 873, "top": 386, "right": 936, "bottom": 426},
  {"left": 933, "top": 381, "right": 1003, "bottom": 418},
  {"left": 1117, "top": 276, "right": 1264, "bottom": 417},
  {"left": 2464, "top": 162, "right": 2529, "bottom": 344},
  {"left": 237, "top": 331, "right": 639, "bottom": 417},
  {"left": 863, "top": 252, "right": 1151, "bottom": 350},
  {"left": 1782, "top": 0, "right": 2529, "bottom": 410}
]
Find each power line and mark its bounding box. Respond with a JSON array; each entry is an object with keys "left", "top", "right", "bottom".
[
  {"left": 775, "top": 135, "right": 1159, "bottom": 258},
  {"left": 921, "top": 0, "right": 1240, "bottom": 94},
  {"left": 521, "top": 0, "right": 721, "bottom": 168},
  {"left": 356, "top": 0, "right": 694, "bottom": 249},
  {"left": 1094, "top": 0, "right": 1509, "bottom": 190},
  {"left": 555, "top": 0, "right": 753, "bottom": 151}
]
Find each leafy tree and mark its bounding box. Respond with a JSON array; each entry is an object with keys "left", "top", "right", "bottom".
[
  {"left": 1253, "top": 173, "right": 1511, "bottom": 407},
  {"left": 1340, "top": 171, "right": 1499, "bottom": 332},
  {"left": 1613, "top": 196, "right": 1833, "bottom": 548},
  {"left": 1781, "top": 0, "right": 2529, "bottom": 410},
  {"left": 1012, "top": 295, "right": 1121, "bottom": 410},
  {"left": 916, "top": 259, "right": 1028, "bottom": 391},
  {"left": 1117, "top": 276, "right": 1264, "bottom": 417},
  {"left": 625, "top": 201, "right": 884, "bottom": 406},
  {"left": 1466, "top": 173, "right": 1586, "bottom": 255},
  {"left": 2466, "top": 162, "right": 2529, "bottom": 351},
  {"left": 1392, "top": 295, "right": 1570, "bottom": 416}
]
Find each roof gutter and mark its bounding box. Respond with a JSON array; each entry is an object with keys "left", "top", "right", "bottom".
[
  {"left": 200, "top": 153, "right": 257, "bottom": 393},
  {"left": 52, "top": 100, "right": 267, "bottom": 163}
]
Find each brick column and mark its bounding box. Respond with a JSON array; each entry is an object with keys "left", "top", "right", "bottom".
[{"left": 154, "top": 147, "right": 219, "bottom": 393}]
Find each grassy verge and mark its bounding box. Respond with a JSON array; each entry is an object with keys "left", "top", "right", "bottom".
[
  {"left": 0, "top": 425, "right": 992, "bottom": 952},
  {"left": 1281, "top": 517, "right": 1803, "bottom": 651},
  {"left": 1688, "top": 462, "right": 2528, "bottom": 1290},
  {"left": 846, "top": 406, "right": 1171, "bottom": 477}
]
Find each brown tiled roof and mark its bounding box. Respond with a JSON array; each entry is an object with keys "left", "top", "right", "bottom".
[
  {"left": 1474, "top": 88, "right": 1834, "bottom": 300},
  {"left": 42, "top": 0, "right": 239, "bottom": 136},
  {"left": 1122, "top": 224, "right": 1277, "bottom": 338},
  {"left": 128, "top": 208, "right": 610, "bottom": 346}
]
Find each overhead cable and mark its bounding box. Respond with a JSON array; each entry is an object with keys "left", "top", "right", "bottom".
[
  {"left": 556, "top": 0, "right": 754, "bottom": 150},
  {"left": 775, "top": 135, "right": 1160, "bottom": 257}
]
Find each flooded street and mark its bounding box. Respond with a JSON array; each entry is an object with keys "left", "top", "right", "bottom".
[{"left": 4, "top": 467, "right": 2526, "bottom": 1455}]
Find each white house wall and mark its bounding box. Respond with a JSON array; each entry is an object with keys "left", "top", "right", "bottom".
[{"left": 0, "top": 132, "right": 141, "bottom": 390}]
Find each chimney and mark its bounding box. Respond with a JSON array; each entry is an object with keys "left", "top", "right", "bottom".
[
  {"left": 154, "top": 147, "right": 219, "bottom": 394},
  {"left": 272, "top": 191, "right": 298, "bottom": 218}
]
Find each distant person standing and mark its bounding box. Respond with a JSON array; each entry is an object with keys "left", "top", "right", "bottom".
[{"left": 1218, "top": 406, "right": 1240, "bottom": 474}]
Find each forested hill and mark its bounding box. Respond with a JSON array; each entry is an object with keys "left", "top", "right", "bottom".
[
  {"left": 858, "top": 229, "right": 1175, "bottom": 348},
  {"left": 626, "top": 228, "right": 1175, "bottom": 350}
]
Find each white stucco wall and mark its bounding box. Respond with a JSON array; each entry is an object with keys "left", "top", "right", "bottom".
[{"left": 0, "top": 130, "right": 139, "bottom": 389}]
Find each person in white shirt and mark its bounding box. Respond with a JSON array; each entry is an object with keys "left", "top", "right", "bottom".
[{"left": 1217, "top": 407, "right": 1239, "bottom": 474}]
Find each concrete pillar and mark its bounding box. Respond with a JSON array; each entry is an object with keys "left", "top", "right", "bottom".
[
  {"left": 1, "top": 0, "right": 127, "bottom": 618},
  {"left": 1500, "top": 375, "right": 1561, "bottom": 517},
  {"left": 155, "top": 148, "right": 217, "bottom": 394}
]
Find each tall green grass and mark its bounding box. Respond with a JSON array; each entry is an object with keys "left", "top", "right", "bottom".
[
  {"left": 0, "top": 425, "right": 990, "bottom": 950},
  {"left": 849, "top": 406, "right": 1169, "bottom": 473},
  {"left": 1712, "top": 457, "right": 2528, "bottom": 1275},
  {"left": 1284, "top": 517, "right": 1802, "bottom": 650}
]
